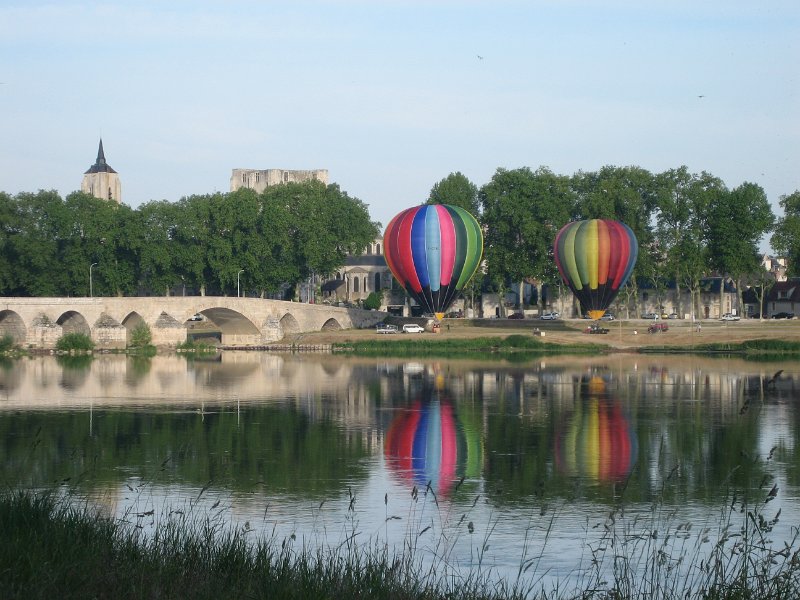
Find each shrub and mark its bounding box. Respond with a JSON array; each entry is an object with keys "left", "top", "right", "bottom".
[
  {"left": 0, "top": 335, "right": 15, "bottom": 352},
  {"left": 129, "top": 323, "right": 153, "bottom": 349},
  {"left": 363, "top": 291, "right": 383, "bottom": 311},
  {"left": 55, "top": 333, "right": 94, "bottom": 352}
]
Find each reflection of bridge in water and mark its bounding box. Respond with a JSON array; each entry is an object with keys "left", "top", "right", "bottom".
[{"left": 0, "top": 297, "right": 384, "bottom": 348}]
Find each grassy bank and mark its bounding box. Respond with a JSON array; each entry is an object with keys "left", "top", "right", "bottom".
[
  {"left": 0, "top": 489, "right": 520, "bottom": 600},
  {"left": 2, "top": 485, "right": 799, "bottom": 600},
  {"left": 333, "top": 334, "right": 604, "bottom": 359},
  {"left": 640, "top": 338, "right": 800, "bottom": 358}
]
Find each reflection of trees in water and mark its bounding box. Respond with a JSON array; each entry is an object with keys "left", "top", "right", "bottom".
[
  {"left": 0, "top": 406, "right": 370, "bottom": 497},
  {"left": 56, "top": 355, "right": 92, "bottom": 389},
  {"left": 0, "top": 358, "right": 23, "bottom": 392}
]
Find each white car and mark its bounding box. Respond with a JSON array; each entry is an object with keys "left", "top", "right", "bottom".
[
  {"left": 600, "top": 314, "right": 615, "bottom": 321},
  {"left": 402, "top": 324, "right": 425, "bottom": 333},
  {"left": 539, "top": 312, "right": 560, "bottom": 320},
  {"left": 721, "top": 313, "right": 740, "bottom": 321}
]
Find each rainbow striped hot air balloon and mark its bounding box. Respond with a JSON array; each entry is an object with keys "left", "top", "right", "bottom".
[
  {"left": 554, "top": 219, "right": 638, "bottom": 320},
  {"left": 383, "top": 204, "right": 483, "bottom": 320}
]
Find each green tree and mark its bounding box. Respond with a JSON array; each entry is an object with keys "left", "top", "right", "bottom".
[
  {"left": 480, "top": 167, "right": 574, "bottom": 314},
  {"left": 706, "top": 182, "right": 775, "bottom": 315},
  {"left": 771, "top": 191, "right": 800, "bottom": 277},
  {"left": 572, "top": 165, "right": 657, "bottom": 317},
  {"left": 427, "top": 172, "right": 480, "bottom": 215},
  {"left": 131, "top": 200, "right": 178, "bottom": 296}
]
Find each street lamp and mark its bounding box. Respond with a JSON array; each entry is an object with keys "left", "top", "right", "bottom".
[
  {"left": 237, "top": 269, "right": 245, "bottom": 298},
  {"left": 90, "top": 263, "right": 98, "bottom": 297}
]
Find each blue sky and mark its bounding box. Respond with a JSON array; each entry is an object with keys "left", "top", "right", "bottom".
[{"left": 2, "top": 1, "right": 798, "bottom": 249}]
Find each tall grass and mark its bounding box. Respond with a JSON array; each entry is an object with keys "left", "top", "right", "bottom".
[{"left": 3, "top": 476, "right": 799, "bottom": 599}]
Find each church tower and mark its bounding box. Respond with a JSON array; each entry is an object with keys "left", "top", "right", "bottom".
[{"left": 81, "top": 139, "right": 122, "bottom": 203}]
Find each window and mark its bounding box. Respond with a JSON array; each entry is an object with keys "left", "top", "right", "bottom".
[
  {"left": 363, "top": 276, "right": 368, "bottom": 292},
  {"left": 374, "top": 273, "right": 381, "bottom": 291},
  {"left": 108, "top": 187, "right": 112, "bottom": 199},
  {"left": 376, "top": 243, "right": 381, "bottom": 255},
  {"left": 354, "top": 277, "right": 359, "bottom": 293},
  {"left": 283, "top": 171, "right": 289, "bottom": 183}
]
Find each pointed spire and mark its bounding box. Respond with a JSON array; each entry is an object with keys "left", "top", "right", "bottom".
[
  {"left": 85, "top": 138, "right": 116, "bottom": 174},
  {"left": 96, "top": 139, "right": 106, "bottom": 165}
]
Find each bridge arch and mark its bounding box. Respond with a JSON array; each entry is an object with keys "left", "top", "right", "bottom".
[
  {"left": 280, "top": 313, "right": 300, "bottom": 336},
  {"left": 56, "top": 311, "right": 91, "bottom": 337},
  {"left": 0, "top": 310, "right": 26, "bottom": 345},
  {"left": 122, "top": 312, "right": 146, "bottom": 346},
  {"left": 321, "top": 318, "right": 342, "bottom": 332}
]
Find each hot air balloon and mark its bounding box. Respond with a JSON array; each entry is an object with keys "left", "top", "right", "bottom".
[
  {"left": 383, "top": 204, "right": 483, "bottom": 320},
  {"left": 553, "top": 219, "right": 638, "bottom": 320}
]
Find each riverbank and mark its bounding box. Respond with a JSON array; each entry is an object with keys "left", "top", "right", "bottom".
[{"left": 292, "top": 318, "right": 800, "bottom": 354}]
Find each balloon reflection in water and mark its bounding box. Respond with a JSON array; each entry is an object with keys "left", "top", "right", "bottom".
[
  {"left": 555, "top": 375, "right": 637, "bottom": 482},
  {"left": 384, "top": 390, "right": 481, "bottom": 496}
]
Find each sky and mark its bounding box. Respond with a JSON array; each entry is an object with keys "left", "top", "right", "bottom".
[{"left": 1, "top": 1, "right": 798, "bottom": 250}]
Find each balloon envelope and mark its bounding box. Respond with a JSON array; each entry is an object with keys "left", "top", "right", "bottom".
[
  {"left": 554, "top": 219, "right": 638, "bottom": 320},
  {"left": 383, "top": 204, "right": 483, "bottom": 318}
]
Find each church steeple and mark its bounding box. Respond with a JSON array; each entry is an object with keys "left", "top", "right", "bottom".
[
  {"left": 85, "top": 138, "right": 117, "bottom": 174},
  {"left": 81, "top": 139, "right": 122, "bottom": 202}
]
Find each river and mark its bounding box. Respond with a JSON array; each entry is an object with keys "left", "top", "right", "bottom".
[{"left": 1, "top": 351, "right": 798, "bottom": 591}]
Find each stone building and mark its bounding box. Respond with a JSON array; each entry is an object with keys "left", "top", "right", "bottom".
[
  {"left": 321, "top": 238, "right": 397, "bottom": 307},
  {"left": 81, "top": 139, "right": 121, "bottom": 203},
  {"left": 230, "top": 168, "right": 328, "bottom": 193}
]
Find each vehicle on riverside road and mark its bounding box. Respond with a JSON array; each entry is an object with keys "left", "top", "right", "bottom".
[{"left": 402, "top": 324, "right": 425, "bottom": 333}]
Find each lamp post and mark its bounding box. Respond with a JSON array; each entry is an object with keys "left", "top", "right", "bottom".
[
  {"left": 90, "top": 263, "right": 98, "bottom": 297},
  {"left": 237, "top": 269, "right": 244, "bottom": 298}
]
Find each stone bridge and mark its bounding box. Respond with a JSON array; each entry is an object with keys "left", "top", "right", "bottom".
[{"left": 0, "top": 297, "right": 386, "bottom": 349}]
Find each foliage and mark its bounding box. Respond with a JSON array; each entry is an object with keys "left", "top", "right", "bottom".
[
  {"left": 771, "top": 191, "right": 800, "bottom": 277},
  {"left": 55, "top": 332, "right": 95, "bottom": 351},
  {"left": 128, "top": 323, "right": 153, "bottom": 349},
  {"left": 0, "top": 183, "right": 378, "bottom": 298},
  {"left": 479, "top": 167, "right": 573, "bottom": 296},
  {"left": 427, "top": 171, "right": 480, "bottom": 215},
  {"left": 0, "top": 335, "right": 15, "bottom": 352},
  {"left": 363, "top": 291, "right": 383, "bottom": 310}
]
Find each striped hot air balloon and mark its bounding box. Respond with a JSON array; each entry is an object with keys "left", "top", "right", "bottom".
[
  {"left": 383, "top": 204, "right": 483, "bottom": 320},
  {"left": 553, "top": 219, "right": 638, "bottom": 320}
]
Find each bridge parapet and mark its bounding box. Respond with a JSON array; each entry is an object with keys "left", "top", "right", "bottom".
[{"left": 0, "top": 297, "right": 385, "bottom": 349}]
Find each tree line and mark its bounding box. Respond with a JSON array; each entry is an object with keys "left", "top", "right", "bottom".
[
  {"left": 429, "top": 166, "right": 799, "bottom": 316},
  {"left": 2, "top": 165, "right": 798, "bottom": 313},
  {"left": 0, "top": 181, "right": 379, "bottom": 298}
]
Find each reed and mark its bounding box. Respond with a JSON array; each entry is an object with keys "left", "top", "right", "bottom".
[{"left": 3, "top": 475, "right": 799, "bottom": 600}]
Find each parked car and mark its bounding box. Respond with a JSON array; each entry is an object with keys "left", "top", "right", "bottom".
[
  {"left": 641, "top": 313, "right": 659, "bottom": 319},
  {"left": 771, "top": 312, "right": 795, "bottom": 319},
  {"left": 667, "top": 313, "right": 679, "bottom": 319},
  {"left": 539, "top": 312, "right": 560, "bottom": 320},
  {"left": 600, "top": 313, "right": 615, "bottom": 321},
  {"left": 584, "top": 324, "right": 609, "bottom": 334},
  {"left": 376, "top": 323, "right": 398, "bottom": 334},
  {"left": 648, "top": 323, "right": 669, "bottom": 333},
  {"left": 188, "top": 314, "right": 204, "bottom": 322},
  {"left": 508, "top": 313, "right": 525, "bottom": 319},
  {"left": 402, "top": 324, "right": 425, "bottom": 333},
  {"left": 720, "top": 313, "right": 740, "bottom": 321}
]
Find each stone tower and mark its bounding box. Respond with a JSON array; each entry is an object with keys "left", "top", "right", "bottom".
[{"left": 81, "top": 139, "right": 122, "bottom": 203}]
